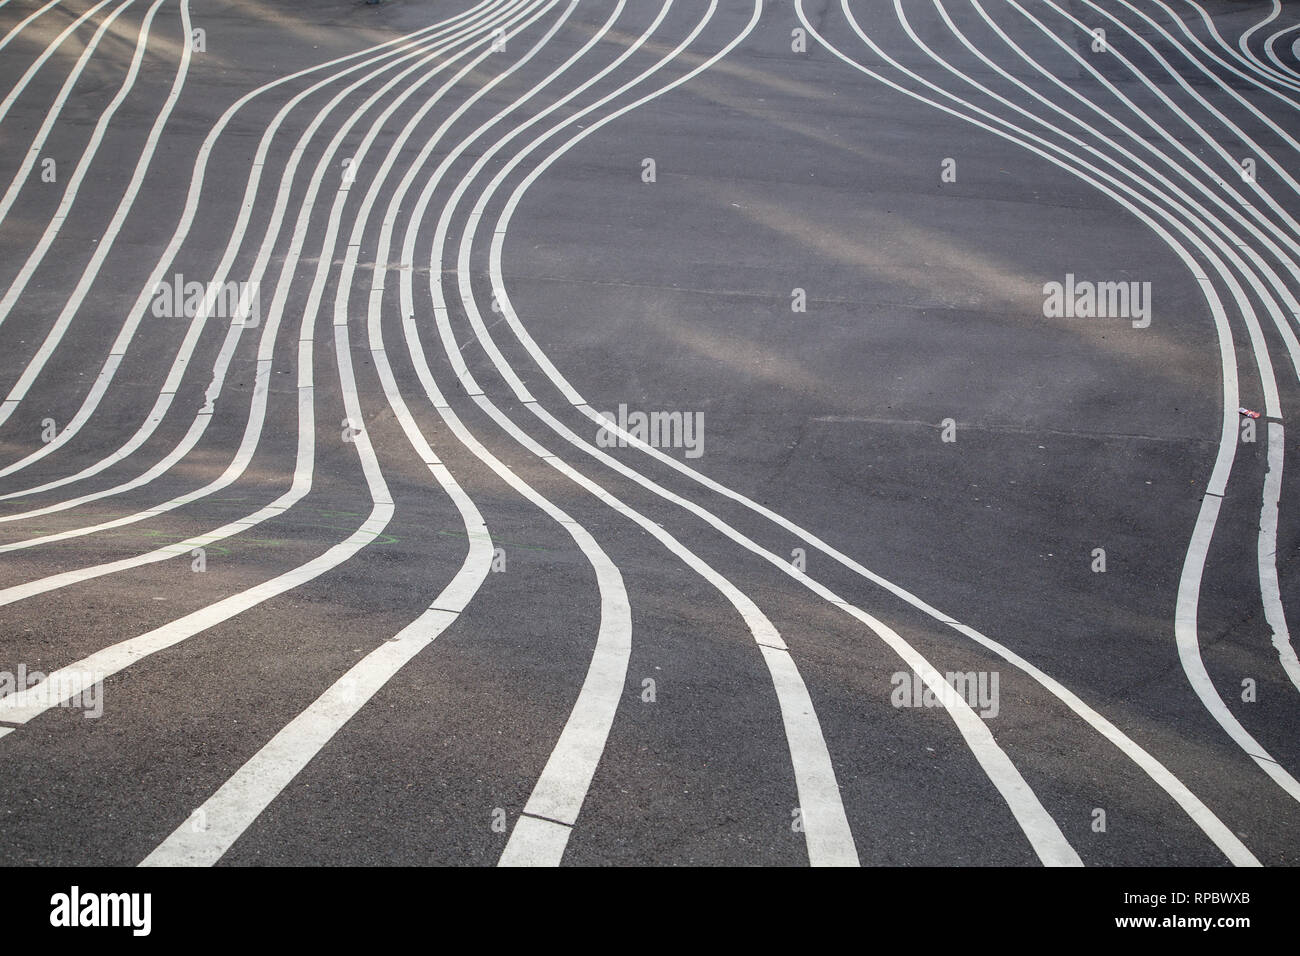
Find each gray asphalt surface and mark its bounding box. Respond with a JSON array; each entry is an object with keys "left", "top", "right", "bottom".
[{"left": 0, "top": 0, "right": 1297, "bottom": 867}]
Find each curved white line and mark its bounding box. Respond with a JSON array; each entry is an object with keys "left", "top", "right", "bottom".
[
  {"left": 1259, "top": 422, "right": 1300, "bottom": 693},
  {"left": 1240, "top": 0, "right": 1282, "bottom": 66},
  {"left": 0, "top": 0, "right": 136, "bottom": 238},
  {"left": 399, "top": 0, "right": 637, "bottom": 868},
  {"left": 461, "top": 0, "right": 1086, "bottom": 866},
  {"left": 0, "top": 0, "right": 192, "bottom": 426},
  {"left": 962, "top": 1, "right": 1300, "bottom": 724},
  {"left": 0, "top": 3, "right": 535, "bottom": 609},
  {"left": 1069, "top": 0, "right": 1300, "bottom": 257},
  {"left": 946, "top": 0, "right": 1300, "bottom": 716},
  {"left": 140, "top": 0, "right": 582, "bottom": 868},
  {"left": 932, "top": 0, "right": 1300, "bottom": 712},
  {"left": 793, "top": 0, "right": 1288, "bottom": 846},
  {"left": 442, "top": 0, "right": 857, "bottom": 867},
  {"left": 0, "top": 0, "right": 118, "bottom": 134},
  {"left": 1179, "top": 0, "right": 1300, "bottom": 96},
  {"left": 0, "top": 1, "right": 63, "bottom": 57},
  {"left": 0, "top": 1, "right": 520, "bottom": 551},
  {"left": 160, "top": 0, "right": 842, "bottom": 869},
  {"left": 0, "top": 1, "right": 541, "bottom": 725},
  {"left": 1264, "top": 21, "right": 1300, "bottom": 79},
  {"left": 996, "top": 0, "right": 1300, "bottom": 804},
  {"left": 467, "top": 0, "right": 1264, "bottom": 865},
  {"left": 0, "top": 0, "right": 504, "bottom": 482}
]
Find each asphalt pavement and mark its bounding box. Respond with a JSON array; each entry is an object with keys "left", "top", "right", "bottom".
[{"left": 0, "top": 0, "right": 1297, "bottom": 868}]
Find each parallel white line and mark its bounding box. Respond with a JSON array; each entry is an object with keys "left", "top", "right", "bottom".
[
  {"left": 0, "top": 3, "right": 535, "bottom": 613},
  {"left": 0, "top": 0, "right": 117, "bottom": 133},
  {"left": 996, "top": 0, "right": 1300, "bottom": 803},
  {"left": 0, "top": 0, "right": 192, "bottom": 427},
  {"left": 819, "top": 0, "right": 1275, "bottom": 860},
  {"left": 942, "top": 0, "right": 1300, "bottom": 373},
  {"left": 848, "top": 0, "right": 1299, "bottom": 832},
  {"left": 515, "top": 399, "right": 855, "bottom": 865},
  {"left": 1239, "top": 0, "right": 1284, "bottom": 79},
  {"left": 140, "top": 0, "right": 568, "bottom": 868},
  {"left": 0, "top": 1, "right": 519, "bottom": 557},
  {"left": 955, "top": 0, "right": 1300, "bottom": 706},
  {"left": 959, "top": 1, "right": 1300, "bottom": 713},
  {"left": 463, "top": 0, "right": 1091, "bottom": 867},
  {"left": 485, "top": 0, "right": 1253, "bottom": 865},
  {"left": 397, "top": 0, "right": 635, "bottom": 868},
  {"left": 446, "top": 0, "right": 856, "bottom": 867},
  {"left": 0, "top": 3, "right": 530, "bottom": 727},
  {"left": 1180, "top": 0, "right": 1300, "bottom": 97},
  {"left": 934, "top": 0, "right": 1300, "bottom": 709},
  {"left": 0, "top": 1, "right": 62, "bottom": 56},
  {"left": 158, "top": 0, "right": 771, "bottom": 869},
  {"left": 932, "top": 0, "right": 1300, "bottom": 361},
  {"left": 1265, "top": 23, "right": 1300, "bottom": 79},
  {"left": 0, "top": 0, "right": 140, "bottom": 245},
  {"left": 0, "top": 0, "right": 502, "bottom": 483},
  {"left": 1259, "top": 422, "right": 1300, "bottom": 694},
  {"left": 1065, "top": 0, "right": 1300, "bottom": 260}
]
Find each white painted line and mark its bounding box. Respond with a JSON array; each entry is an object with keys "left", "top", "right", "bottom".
[
  {"left": 138, "top": 0, "right": 570, "bottom": 867},
  {"left": 141, "top": 610, "right": 463, "bottom": 866},
  {"left": 1264, "top": 21, "right": 1300, "bottom": 80},
  {"left": 0, "top": 0, "right": 533, "bottom": 711},
  {"left": 468, "top": 0, "right": 1271, "bottom": 866},
  {"left": 0, "top": 1, "right": 62, "bottom": 55},
  {"left": 441, "top": 0, "right": 1081, "bottom": 866},
  {"left": 0, "top": 0, "right": 511, "bottom": 485},
  {"left": 387, "top": 0, "right": 644, "bottom": 866},
  {"left": 1068, "top": 0, "right": 1300, "bottom": 261},
  {"left": 0, "top": 1, "right": 525, "bottom": 569},
  {"left": 1259, "top": 422, "right": 1300, "bottom": 693},
  {"left": 939, "top": 0, "right": 1300, "bottom": 717},
  {"left": 381, "top": 0, "right": 854, "bottom": 867},
  {"left": 496, "top": 815, "right": 571, "bottom": 867},
  {"left": 0, "top": 0, "right": 119, "bottom": 136},
  {"left": 984, "top": 0, "right": 1300, "bottom": 803},
  {"left": 0, "top": 0, "right": 153, "bottom": 326},
  {"left": 0, "top": 0, "right": 192, "bottom": 426},
  {"left": 1160, "top": 2, "right": 1300, "bottom": 97},
  {"left": 790, "top": 0, "right": 1290, "bottom": 854},
  {"left": 451, "top": 0, "right": 911, "bottom": 865}
]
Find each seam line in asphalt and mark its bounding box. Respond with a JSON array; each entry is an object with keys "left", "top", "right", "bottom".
[{"left": 521, "top": 811, "right": 571, "bottom": 829}]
